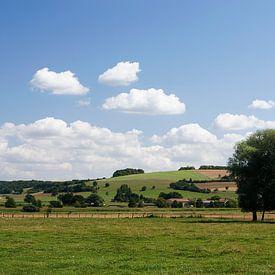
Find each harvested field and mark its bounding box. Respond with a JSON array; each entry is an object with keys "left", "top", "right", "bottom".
[
  {"left": 196, "top": 169, "right": 229, "bottom": 179},
  {"left": 197, "top": 181, "right": 237, "bottom": 192}
]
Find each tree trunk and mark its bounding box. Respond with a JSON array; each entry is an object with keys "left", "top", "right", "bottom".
[
  {"left": 252, "top": 211, "right": 257, "bottom": 221},
  {"left": 261, "top": 210, "right": 265, "bottom": 221}
]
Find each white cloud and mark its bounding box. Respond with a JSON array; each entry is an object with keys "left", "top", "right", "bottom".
[
  {"left": 98, "top": 61, "right": 140, "bottom": 86},
  {"left": 249, "top": 99, "right": 275, "bottom": 109},
  {"left": 78, "top": 98, "right": 91, "bottom": 106},
  {"left": 151, "top": 123, "right": 217, "bottom": 144},
  {"left": 214, "top": 113, "right": 275, "bottom": 130},
  {"left": 30, "top": 68, "right": 89, "bottom": 95},
  {"left": 103, "top": 88, "right": 186, "bottom": 115},
  {"left": 0, "top": 118, "right": 247, "bottom": 180}
]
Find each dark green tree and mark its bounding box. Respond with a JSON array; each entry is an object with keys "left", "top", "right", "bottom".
[
  {"left": 113, "top": 184, "right": 132, "bottom": 202},
  {"left": 86, "top": 193, "right": 104, "bottom": 207},
  {"left": 24, "top": 194, "right": 36, "bottom": 204},
  {"left": 228, "top": 129, "right": 275, "bottom": 221},
  {"left": 5, "top": 197, "right": 16, "bottom": 208}
]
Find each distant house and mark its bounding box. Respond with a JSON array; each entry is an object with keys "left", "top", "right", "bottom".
[{"left": 166, "top": 198, "right": 190, "bottom": 207}]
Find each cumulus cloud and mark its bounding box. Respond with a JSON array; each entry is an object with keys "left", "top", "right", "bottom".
[
  {"left": 30, "top": 68, "right": 89, "bottom": 95},
  {"left": 103, "top": 88, "right": 186, "bottom": 115},
  {"left": 151, "top": 123, "right": 217, "bottom": 144},
  {"left": 0, "top": 118, "right": 247, "bottom": 180},
  {"left": 249, "top": 99, "right": 275, "bottom": 109},
  {"left": 98, "top": 61, "right": 140, "bottom": 86},
  {"left": 214, "top": 113, "right": 275, "bottom": 130}
]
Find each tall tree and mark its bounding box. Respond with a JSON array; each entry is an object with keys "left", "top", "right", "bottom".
[{"left": 228, "top": 129, "right": 275, "bottom": 221}]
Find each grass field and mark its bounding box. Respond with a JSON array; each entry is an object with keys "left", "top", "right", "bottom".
[{"left": 0, "top": 218, "right": 274, "bottom": 274}]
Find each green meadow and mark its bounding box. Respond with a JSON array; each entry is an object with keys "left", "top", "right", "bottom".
[{"left": 0, "top": 218, "right": 274, "bottom": 274}]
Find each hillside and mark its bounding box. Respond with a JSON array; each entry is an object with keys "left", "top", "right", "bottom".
[
  {"left": 96, "top": 169, "right": 237, "bottom": 202},
  {"left": 2, "top": 169, "right": 237, "bottom": 204}
]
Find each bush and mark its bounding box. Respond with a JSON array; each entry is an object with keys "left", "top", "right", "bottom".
[
  {"left": 22, "top": 204, "right": 40, "bottom": 212},
  {"left": 5, "top": 197, "right": 16, "bottom": 208},
  {"left": 159, "top": 192, "right": 182, "bottom": 200},
  {"left": 171, "top": 200, "right": 183, "bottom": 208},
  {"left": 195, "top": 198, "right": 203, "bottom": 208},
  {"left": 128, "top": 193, "right": 140, "bottom": 208},
  {"left": 140, "top": 186, "right": 147, "bottom": 192},
  {"left": 49, "top": 200, "right": 63, "bottom": 208},
  {"left": 86, "top": 193, "right": 104, "bottom": 207},
  {"left": 156, "top": 198, "right": 168, "bottom": 208},
  {"left": 225, "top": 199, "right": 238, "bottom": 208},
  {"left": 105, "top": 183, "right": 110, "bottom": 188}
]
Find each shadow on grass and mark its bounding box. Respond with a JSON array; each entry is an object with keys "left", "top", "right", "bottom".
[{"left": 176, "top": 218, "right": 275, "bottom": 224}]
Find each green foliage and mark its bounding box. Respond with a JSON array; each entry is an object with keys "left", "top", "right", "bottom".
[
  {"left": 199, "top": 165, "right": 228, "bottom": 170},
  {"left": 140, "top": 186, "right": 147, "bottom": 191},
  {"left": 225, "top": 199, "right": 238, "bottom": 208},
  {"left": 85, "top": 193, "right": 104, "bottom": 207},
  {"left": 5, "top": 197, "right": 16, "bottom": 208},
  {"left": 49, "top": 200, "right": 63, "bottom": 208},
  {"left": 228, "top": 129, "right": 275, "bottom": 220},
  {"left": 113, "top": 184, "right": 133, "bottom": 202},
  {"left": 178, "top": 166, "right": 195, "bottom": 170},
  {"left": 112, "top": 168, "right": 144, "bottom": 177},
  {"left": 195, "top": 198, "right": 203, "bottom": 208},
  {"left": 158, "top": 192, "right": 182, "bottom": 200},
  {"left": 170, "top": 180, "right": 211, "bottom": 193},
  {"left": 105, "top": 182, "right": 110, "bottom": 188},
  {"left": 24, "top": 194, "right": 36, "bottom": 204},
  {"left": 155, "top": 197, "right": 168, "bottom": 208},
  {"left": 22, "top": 204, "right": 40, "bottom": 212},
  {"left": 171, "top": 200, "right": 183, "bottom": 208}
]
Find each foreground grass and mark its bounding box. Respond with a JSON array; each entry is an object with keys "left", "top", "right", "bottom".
[{"left": 0, "top": 218, "right": 274, "bottom": 274}]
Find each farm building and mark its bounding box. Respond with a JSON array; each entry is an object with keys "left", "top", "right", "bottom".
[{"left": 166, "top": 198, "right": 190, "bottom": 207}]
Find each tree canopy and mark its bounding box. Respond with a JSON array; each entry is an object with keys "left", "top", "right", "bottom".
[{"left": 228, "top": 129, "right": 275, "bottom": 221}]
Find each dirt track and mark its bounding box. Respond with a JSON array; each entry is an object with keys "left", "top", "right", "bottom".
[{"left": 1, "top": 212, "right": 274, "bottom": 221}]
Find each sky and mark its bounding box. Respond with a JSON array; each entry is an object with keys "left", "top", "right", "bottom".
[{"left": 1, "top": 0, "right": 275, "bottom": 180}]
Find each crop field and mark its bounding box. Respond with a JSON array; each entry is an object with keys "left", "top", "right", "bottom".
[{"left": 0, "top": 217, "right": 274, "bottom": 274}]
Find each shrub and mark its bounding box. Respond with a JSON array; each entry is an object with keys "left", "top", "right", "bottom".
[
  {"left": 86, "top": 193, "right": 104, "bottom": 207},
  {"left": 49, "top": 200, "right": 63, "bottom": 208},
  {"left": 105, "top": 183, "right": 110, "bottom": 188},
  {"left": 156, "top": 198, "right": 168, "bottom": 208},
  {"left": 159, "top": 192, "right": 182, "bottom": 200},
  {"left": 22, "top": 204, "right": 40, "bottom": 212},
  {"left": 141, "top": 186, "right": 147, "bottom": 192},
  {"left": 195, "top": 198, "right": 203, "bottom": 208},
  {"left": 5, "top": 197, "right": 16, "bottom": 208}
]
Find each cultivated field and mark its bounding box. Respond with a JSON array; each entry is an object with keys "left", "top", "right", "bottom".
[{"left": 0, "top": 218, "right": 274, "bottom": 274}]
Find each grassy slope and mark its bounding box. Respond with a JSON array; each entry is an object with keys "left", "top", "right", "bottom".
[
  {"left": 0, "top": 218, "right": 274, "bottom": 274},
  {"left": 5, "top": 170, "right": 237, "bottom": 205},
  {"left": 96, "top": 170, "right": 236, "bottom": 202}
]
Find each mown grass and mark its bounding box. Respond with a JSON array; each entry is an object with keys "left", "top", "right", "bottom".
[{"left": 0, "top": 218, "right": 274, "bottom": 274}]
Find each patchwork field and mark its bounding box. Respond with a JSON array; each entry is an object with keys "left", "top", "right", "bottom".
[{"left": 0, "top": 218, "right": 274, "bottom": 274}]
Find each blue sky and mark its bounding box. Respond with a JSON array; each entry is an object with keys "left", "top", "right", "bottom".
[{"left": 0, "top": 1, "right": 275, "bottom": 179}]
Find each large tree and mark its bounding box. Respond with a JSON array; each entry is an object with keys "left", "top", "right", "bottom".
[{"left": 228, "top": 129, "right": 275, "bottom": 221}]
